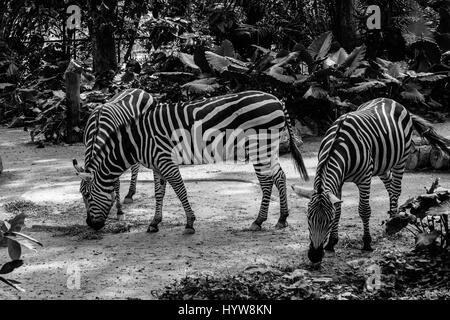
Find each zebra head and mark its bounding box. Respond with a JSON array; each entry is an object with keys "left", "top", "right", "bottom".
[
  {"left": 73, "top": 159, "right": 114, "bottom": 230},
  {"left": 292, "top": 185, "right": 341, "bottom": 263}
]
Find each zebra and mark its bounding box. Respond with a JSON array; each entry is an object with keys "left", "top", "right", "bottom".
[
  {"left": 292, "top": 98, "right": 450, "bottom": 263},
  {"left": 76, "top": 88, "right": 153, "bottom": 220},
  {"left": 73, "top": 90, "right": 309, "bottom": 232}
]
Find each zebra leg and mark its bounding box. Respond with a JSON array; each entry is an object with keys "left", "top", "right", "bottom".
[
  {"left": 159, "top": 163, "right": 196, "bottom": 234},
  {"left": 379, "top": 171, "right": 395, "bottom": 215},
  {"left": 388, "top": 162, "right": 406, "bottom": 214},
  {"left": 250, "top": 163, "right": 274, "bottom": 231},
  {"left": 147, "top": 170, "right": 167, "bottom": 233},
  {"left": 124, "top": 164, "right": 139, "bottom": 204},
  {"left": 272, "top": 165, "right": 289, "bottom": 229},
  {"left": 325, "top": 190, "right": 342, "bottom": 252},
  {"left": 114, "top": 179, "right": 125, "bottom": 220},
  {"left": 357, "top": 180, "right": 373, "bottom": 251}
]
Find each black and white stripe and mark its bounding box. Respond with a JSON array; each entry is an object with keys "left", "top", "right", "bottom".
[
  {"left": 79, "top": 88, "right": 153, "bottom": 218},
  {"left": 74, "top": 90, "right": 309, "bottom": 231},
  {"left": 305, "top": 98, "right": 450, "bottom": 263}
]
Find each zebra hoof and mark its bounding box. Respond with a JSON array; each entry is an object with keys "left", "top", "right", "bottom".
[
  {"left": 274, "top": 221, "right": 288, "bottom": 229},
  {"left": 183, "top": 227, "right": 195, "bottom": 235},
  {"left": 123, "top": 197, "right": 133, "bottom": 204},
  {"left": 147, "top": 225, "right": 159, "bottom": 233},
  {"left": 117, "top": 214, "right": 125, "bottom": 221},
  {"left": 249, "top": 222, "right": 262, "bottom": 231},
  {"left": 362, "top": 245, "right": 374, "bottom": 252}
]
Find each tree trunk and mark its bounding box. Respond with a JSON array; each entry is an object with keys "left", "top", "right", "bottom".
[
  {"left": 88, "top": 0, "right": 118, "bottom": 85},
  {"left": 437, "top": 2, "right": 450, "bottom": 34},
  {"left": 65, "top": 60, "right": 82, "bottom": 144},
  {"left": 123, "top": 0, "right": 146, "bottom": 62},
  {"left": 328, "top": 0, "right": 358, "bottom": 51}
]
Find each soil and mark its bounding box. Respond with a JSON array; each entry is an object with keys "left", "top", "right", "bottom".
[{"left": 0, "top": 123, "right": 449, "bottom": 299}]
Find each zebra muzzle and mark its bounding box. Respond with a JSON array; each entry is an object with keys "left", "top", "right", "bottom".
[{"left": 308, "top": 244, "right": 324, "bottom": 263}]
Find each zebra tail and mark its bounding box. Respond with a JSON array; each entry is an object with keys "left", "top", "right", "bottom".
[
  {"left": 283, "top": 104, "right": 309, "bottom": 181},
  {"left": 411, "top": 114, "right": 450, "bottom": 155}
]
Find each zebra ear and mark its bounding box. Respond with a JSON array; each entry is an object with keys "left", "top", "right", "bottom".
[
  {"left": 328, "top": 193, "right": 342, "bottom": 206},
  {"left": 291, "top": 185, "right": 314, "bottom": 199},
  {"left": 73, "top": 159, "right": 84, "bottom": 173}
]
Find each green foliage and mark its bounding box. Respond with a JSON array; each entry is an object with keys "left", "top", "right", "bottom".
[{"left": 0, "top": 214, "right": 43, "bottom": 292}]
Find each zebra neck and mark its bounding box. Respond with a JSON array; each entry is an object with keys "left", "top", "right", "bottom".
[
  {"left": 314, "top": 152, "right": 347, "bottom": 196},
  {"left": 88, "top": 125, "right": 137, "bottom": 190}
]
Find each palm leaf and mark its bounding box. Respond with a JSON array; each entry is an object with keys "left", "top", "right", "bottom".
[
  {"left": 181, "top": 78, "right": 221, "bottom": 93},
  {"left": 0, "top": 260, "right": 23, "bottom": 275},
  {"left": 401, "top": 84, "right": 425, "bottom": 103},
  {"left": 307, "top": 31, "right": 333, "bottom": 60},
  {"left": 340, "top": 45, "right": 367, "bottom": 77},
  {"left": 177, "top": 52, "right": 201, "bottom": 72},
  {"left": 303, "top": 84, "right": 329, "bottom": 100},
  {"left": 215, "top": 39, "right": 235, "bottom": 58},
  {"left": 265, "top": 66, "right": 296, "bottom": 83},
  {"left": 341, "top": 80, "right": 386, "bottom": 93},
  {"left": 205, "top": 51, "right": 234, "bottom": 73},
  {"left": 0, "top": 276, "right": 25, "bottom": 292},
  {"left": 324, "top": 48, "right": 348, "bottom": 67}
]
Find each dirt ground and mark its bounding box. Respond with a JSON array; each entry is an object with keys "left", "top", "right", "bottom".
[{"left": 1, "top": 123, "right": 450, "bottom": 300}]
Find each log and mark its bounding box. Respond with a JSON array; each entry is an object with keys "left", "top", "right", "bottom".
[
  {"left": 406, "top": 144, "right": 432, "bottom": 170},
  {"left": 430, "top": 147, "right": 450, "bottom": 170},
  {"left": 406, "top": 144, "right": 418, "bottom": 170}
]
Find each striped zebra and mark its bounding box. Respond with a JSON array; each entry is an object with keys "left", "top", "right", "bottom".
[
  {"left": 75, "top": 88, "right": 153, "bottom": 219},
  {"left": 73, "top": 90, "right": 309, "bottom": 232},
  {"left": 293, "top": 98, "right": 450, "bottom": 263}
]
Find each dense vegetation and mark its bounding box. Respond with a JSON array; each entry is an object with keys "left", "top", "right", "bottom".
[
  {"left": 0, "top": 0, "right": 449, "bottom": 143},
  {"left": 1, "top": 0, "right": 450, "bottom": 296}
]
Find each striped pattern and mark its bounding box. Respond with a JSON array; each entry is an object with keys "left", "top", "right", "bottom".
[
  {"left": 307, "top": 98, "right": 450, "bottom": 263},
  {"left": 76, "top": 90, "right": 308, "bottom": 231},
  {"left": 79, "top": 89, "right": 153, "bottom": 218}
]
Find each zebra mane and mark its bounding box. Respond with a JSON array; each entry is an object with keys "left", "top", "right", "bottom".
[
  {"left": 315, "top": 114, "right": 349, "bottom": 193},
  {"left": 85, "top": 105, "right": 104, "bottom": 172}
]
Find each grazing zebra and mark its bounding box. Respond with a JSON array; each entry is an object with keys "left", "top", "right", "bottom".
[
  {"left": 73, "top": 90, "right": 309, "bottom": 232},
  {"left": 76, "top": 88, "right": 153, "bottom": 219},
  {"left": 293, "top": 98, "right": 450, "bottom": 263}
]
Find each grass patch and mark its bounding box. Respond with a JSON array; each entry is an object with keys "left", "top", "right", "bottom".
[{"left": 3, "top": 200, "right": 49, "bottom": 217}]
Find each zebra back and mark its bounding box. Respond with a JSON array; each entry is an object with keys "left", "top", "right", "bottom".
[{"left": 83, "top": 89, "right": 154, "bottom": 171}]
